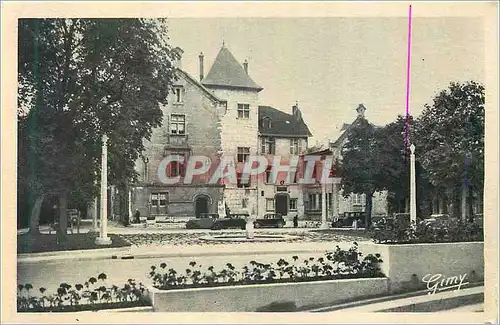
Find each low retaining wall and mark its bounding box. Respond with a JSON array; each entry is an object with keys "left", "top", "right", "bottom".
[
  {"left": 360, "top": 242, "right": 484, "bottom": 293},
  {"left": 146, "top": 278, "right": 389, "bottom": 312}
]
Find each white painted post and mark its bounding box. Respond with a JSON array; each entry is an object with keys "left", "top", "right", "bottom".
[
  {"left": 128, "top": 188, "right": 132, "bottom": 223},
  {"left": 93, "top": 197, "right": 98, "bottom": 231},
  {"left": 96, "top": 134, "right": 112, "bottom": 245},
  {"left": 410, "top": 144, "right": 417, "bottom": 226},
  {"left": 321, "top": 182, "right": 328, "bottom": 229}
]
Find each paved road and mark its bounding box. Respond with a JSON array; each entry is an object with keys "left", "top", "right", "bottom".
[{"left": 17, "top": 251, "right": 334, "bottom": 294}]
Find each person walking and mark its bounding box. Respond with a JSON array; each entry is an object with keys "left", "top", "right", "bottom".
[{"left": 293, "top": 215, "right": 298, "bottom": 228}]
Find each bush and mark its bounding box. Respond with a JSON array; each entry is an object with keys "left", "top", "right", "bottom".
[
  {"left": 17, "top": 274, "right": 148, "bottom": 312},
  {"left": 148, "top": 243, "right": 384, "bottom": 290},
  {"left": 369, "top": 220, "right": 483, "bottom": 244}
]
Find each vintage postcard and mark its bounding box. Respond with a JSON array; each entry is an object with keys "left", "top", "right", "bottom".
[{"left": 1, "top": 1, "right": 499, "bottom": 324}]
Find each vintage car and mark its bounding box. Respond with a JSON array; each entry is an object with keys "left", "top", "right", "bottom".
[
  {"left": 420, "top": 214, "right": 457, "bottom": 229},
  {"left": 185, "top": 213, "right": 219, "bottom": 229},
  {"left": 253, "top": 213, "right": 285, "bottom": 228},
  {"left": 331, "top": 212, "right": 366, "bottom": 228},
  {"left": 211, "top": 213, "right": 248, "bottom": 230}
]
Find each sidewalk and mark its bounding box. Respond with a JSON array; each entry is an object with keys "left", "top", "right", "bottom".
[{"left": 308, "top": 284, "right": 484, "bottom": 313}]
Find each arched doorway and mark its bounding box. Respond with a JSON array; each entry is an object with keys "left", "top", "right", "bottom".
[{"left": 195, "top": 195, "right": 210, "bottom": 218}]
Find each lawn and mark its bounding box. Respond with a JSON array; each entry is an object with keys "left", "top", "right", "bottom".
[{"left": 17, "top": 232, "right": 131, "bottom": 254}]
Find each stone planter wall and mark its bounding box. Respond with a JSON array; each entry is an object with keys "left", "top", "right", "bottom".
[
  {"left": 360, "top": 242, "right": 484, "bottom": 293},
  {"left": 147, "top": 278, "right": 389, "bottom": 312}
]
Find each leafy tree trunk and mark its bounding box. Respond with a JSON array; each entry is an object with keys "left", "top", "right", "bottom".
[
  {"left": 468, "top": 188, "right": 474, "bottom": 220},
  {"left": 365, "top": 192, "right": 373, "bottom": 228},
  {"left": 57, "top": 192, "right": 69, "bottom": 244},
  {"left": 28, "top": 194, "right": 45, "bottom": 235}
]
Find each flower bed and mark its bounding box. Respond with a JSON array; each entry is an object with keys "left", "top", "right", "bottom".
[
  {"left": 17, "top": 273, "right": 149, "bottom": 312},
  {"left": 148, "top": 243, "right": 384, "bottom": 290},
  {"left": 363, "top": 220, "right": 484, "bottom": 293},
  {"left": 145, "top": 243, "right": 387, "bottom": 312}
]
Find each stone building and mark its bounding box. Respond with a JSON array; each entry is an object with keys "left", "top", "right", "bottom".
[
  {"left": 257, "top": 104, "right": 312, "bottom": 219},
  {"left": 130, "top": 47, "right": 226, "bottom": 221},
  {"left": 130, "top": 44, "right": 320, "bottom": 221},
  {"left": 328, "top": 104, "right": 389, "bottom": 216}
]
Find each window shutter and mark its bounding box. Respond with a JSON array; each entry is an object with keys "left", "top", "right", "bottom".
[{"left": 166, "top": 115, "right": 170, "bottom": 136}]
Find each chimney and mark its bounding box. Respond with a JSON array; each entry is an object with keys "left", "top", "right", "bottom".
[
  {"left": 243, "top": 59, "right": 248, "bottom": 74},
  {"left": 292, "top": 101, "right": 302, "bottom": 120},
  {"left": 172, "top": 47, "right": 184, "bottom": 69},
  {"left": 199, "top": 52, "right": 204, "bottom": 81},
  {"left": 356, "top": 104, "right": 366, "bottom": 117}
]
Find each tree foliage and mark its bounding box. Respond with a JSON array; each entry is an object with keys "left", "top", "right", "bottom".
[
  {"left": 415, "top": 81, "right": 484, "bottom": 194},
  {"left": 18, "top": 18, "right": 178, "bottom": 233}
]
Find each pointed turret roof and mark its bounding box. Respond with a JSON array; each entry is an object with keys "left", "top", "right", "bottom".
[{"left": 202, "top": 45, "right": 263, "bottom": 91}]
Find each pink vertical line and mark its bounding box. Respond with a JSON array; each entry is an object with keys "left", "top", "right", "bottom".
[{"left": 405, "top": 5, "right": 413, "bottom": 153}]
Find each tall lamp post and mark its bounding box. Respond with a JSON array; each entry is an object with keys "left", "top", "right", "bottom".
[
  {"left": 96, "top": 134, "right": 112, "bottom": 245},
  {"left": 409, "top": 144, "right": 417, "bottom": 225}
]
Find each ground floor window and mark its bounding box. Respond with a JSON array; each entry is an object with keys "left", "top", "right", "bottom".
[
  {"left": 289, "top": 198, "right": 298, "bottom": 211},
  {"left": 266, "top": 198, "right": 275, "bottom": 211},
  {"left": 151, "top": 191, "right": 168, "bottom": 214}
]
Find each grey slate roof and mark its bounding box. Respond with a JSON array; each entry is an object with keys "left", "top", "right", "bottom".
[
  {"left": 202, "top": 46, "right": 263, "bottom": 91},
  {"left": 258, "top": 106, "right": 312, "bottom": 137}
]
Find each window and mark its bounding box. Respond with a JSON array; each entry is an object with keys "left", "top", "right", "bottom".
[
  {"left": 167, "top": 152, "right": 186, "bottom": 177},
  {"left": 173, "top": 87, "right": 183, "bottom": 103},
  {"left": 151, "top": 193, "right": 159, "bottom": 208},
  {"left": 159, "top": 193, "right": 168, "bottom": 207},
  {"left": 290, "top": 139, "right": 301, "bottom": 154},
  {"left": 265, "top": 164, "right": 272, "bottom": 184},
  {"left": 327, "top": 193, "right": 333, "bottom": 210},
  {"left": 237, "top": 103, "right": 250, "bottom": 119},
  {"left": 151, "top": 192, "right": 168, "bottom": 214},
  {"left": 170, "top": 114, "right": 186, "bottom": 135},
  {"left": 352, "top": 194, "right": 363, "bottom": 205},
  {"left": 242, "top": 198, "right": 249, "bottom": 208},
  {"left": 266, "top": 199, "right": 275, "bottom": 211},
  {"left": 289, "top": 198, "right": 298, "bottom": 211},
  {"left": 308, "top": 194, "right": 317, "bottom": 210},
  {"left": 237, "top": 147, "right": 250, "bottom": 163},
  {"left": 261, "top": 137, "right": 275, "bottom": 154},
  {"left": 237, "top": 172, "right": 251, "bottom": 188}
]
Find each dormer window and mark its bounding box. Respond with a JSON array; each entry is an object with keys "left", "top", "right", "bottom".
[
  {"left": 261, "top": 116, "right": 271, "bottom": 128},
  {"left": 173, "top": 86, "right": 183, "bottom": 103}
]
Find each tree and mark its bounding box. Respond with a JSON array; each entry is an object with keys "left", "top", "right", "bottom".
[
  {"left": 339, "top": 118, "right": 380, "bottom": 227},
  {"left": 415, "top": 81, "right": 484, "bottom": 219},
  {"left": 18, "top": 19, "right": 178, "bottom": 240},
  {"left": 376, "top": 115, "right": 435, "bottom": 216}
]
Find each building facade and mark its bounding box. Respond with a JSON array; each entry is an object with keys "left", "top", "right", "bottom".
[
  {"left": 130, "top": 48, "right": 226, "bottom": 221},
  {"left": 328, "top": 104, "right": 389, "bottom": 217}
]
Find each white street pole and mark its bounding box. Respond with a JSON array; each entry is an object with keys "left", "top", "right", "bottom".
[
  {"left": 321, "top": 181, "right": 328, "bottom": 229},
  {"left": 96, "top": 134, "right": 112, "bottom": 245},
  {"left": 410, "top": 144, "right": 417, "bottom": 225},
  {"left": 93, "top": 197, "right": 98, "bottom": 231},
  {"left": 128, "top": 189, "right": 132, "bottom": 223}
]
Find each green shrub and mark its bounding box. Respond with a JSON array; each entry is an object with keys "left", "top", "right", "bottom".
[{"left": 369, "top": 220, "right": 483, "bottom": 244}]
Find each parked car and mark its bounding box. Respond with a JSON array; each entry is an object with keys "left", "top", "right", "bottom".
[
  {"left": 332, "top": 212, "right": 365, "bottom": 228},
  {"left": 254, "top": 213, "right": 285, "bottom": 228},
  {"left": 185, "top": 214, "right": 219, "bottom": 229},
  {"left": 420, "top": 214, "right": 456, "bottom": 229},
  {"left": 211, "top": 214, "right": 247, "bottom": 230}
]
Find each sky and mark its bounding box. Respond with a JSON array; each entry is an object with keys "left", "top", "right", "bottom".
[{"left": 166, "top": 17, "right": 485, "bottom": 146}]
